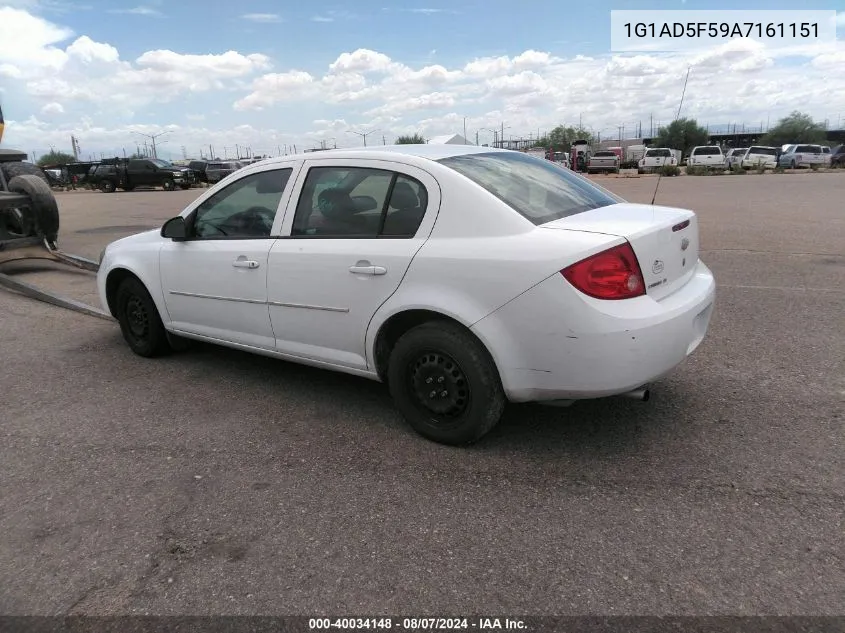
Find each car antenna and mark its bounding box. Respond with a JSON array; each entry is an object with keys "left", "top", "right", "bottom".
[{"left": 651, "top": 65, "right": 691, "bottom": 206}]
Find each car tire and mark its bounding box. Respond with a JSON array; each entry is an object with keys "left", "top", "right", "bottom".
[
  {"left": 0, "top": 161, "right": 50, "bottom": 187},
  {"left": 387, "top": 321, "right": 506, "bottom": 445},
  {"left": 101, "top": 180, "right": 116, "bottom": 193},
  {"left": 791, "top": 160, "right": 797, "bottom": 169},
  {"left": 115, "top": 277, "right": 172, "bottom": 358},
  {"left": 162, "top": 179, "right": 176, "bottom": 191},
  {"left": 6, "top": 174, "right": 60, "bottom": 243}
]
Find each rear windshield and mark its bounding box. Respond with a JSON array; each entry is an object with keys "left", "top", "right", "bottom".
[
  {"left": 795, "top": 145, "right": 819, "bottom": 153},
  {"left": 730, "top": 148, "right": 748, "bottom": 155},
  {"left": 748, "top": 147, "right": 778, "bottom": 156},
  {"left": 693, "top": 146, "right": 721, "bottom": 155},
  {"left": 438, "top": 151, "right": 623, "bottom": 225},
  {"left": 593, "top": 151, "right": 617, "bottom": 157},
  {"left": 646, "top": 149, "right": 671, "bottom": 157}
]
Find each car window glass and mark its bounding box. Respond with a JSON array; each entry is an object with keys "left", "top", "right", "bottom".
[
  {"left": 292, "top": 167, "right": 395, "bottom": 237},
  {"left": 192, "top": 168, "right": 292, "bottom": 239},
  {"left": 439, "top": 151, "right": 623, "bottom": 225},
  {"left": 381, "top": 175, "right": 429, "bottom": 237}
]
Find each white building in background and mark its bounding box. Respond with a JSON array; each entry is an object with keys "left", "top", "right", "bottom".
[{"left": 427, "top": 134, "right": 472, "bottom": 145}]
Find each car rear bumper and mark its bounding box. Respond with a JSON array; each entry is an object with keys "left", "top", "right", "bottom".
[{"left": 471, "top": 260, "right": 716, "bottom": 402}]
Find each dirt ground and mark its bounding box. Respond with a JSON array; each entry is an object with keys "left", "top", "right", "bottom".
[{"left": 1, "top": 171, "right": 843, "bottom": 615}]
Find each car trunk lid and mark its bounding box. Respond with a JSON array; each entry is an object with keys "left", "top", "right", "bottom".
[{"left": 541, "top": 202, "right": 699, "bottom": 301}]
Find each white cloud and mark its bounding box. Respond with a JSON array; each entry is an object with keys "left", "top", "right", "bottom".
[
  {"left": 2, "top": 6, "right": 844, "bottom": 155},
  {"left": 107, "top": 6, "right": 162, "bottom": 16},
  {"left": 241, "top": 13, "right": 282, "bottom": 23}
]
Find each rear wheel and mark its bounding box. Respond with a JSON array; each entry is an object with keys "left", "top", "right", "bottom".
[
  {"left": 387, "top": 321, "right": 505, "bottom": 445},
  {"left": 115, "top": 277, "right": 171, "bottom": 357}
]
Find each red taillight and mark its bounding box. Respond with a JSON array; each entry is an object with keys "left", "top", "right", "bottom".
[{"left": 561, "top": 242, "right": 645, "bottom": 300}]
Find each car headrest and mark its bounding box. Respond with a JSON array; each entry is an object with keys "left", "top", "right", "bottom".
[{"left": 391, "top": 181, "right": 419, "bottom": 209}]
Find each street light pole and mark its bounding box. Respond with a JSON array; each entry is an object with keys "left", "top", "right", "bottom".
[
  {"left": 131, "top": 130, "right": 171, "bottom": 158},
  {"left": 348, "top": 128, "right": 380, "bottom": 147}
]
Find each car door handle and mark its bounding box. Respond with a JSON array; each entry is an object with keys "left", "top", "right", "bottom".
[
  {"left": 349, "top": 265, "right": 387, "bottom": 275},
  {"left": 233, "top": 258, "right": 259, "bottom": 269}
]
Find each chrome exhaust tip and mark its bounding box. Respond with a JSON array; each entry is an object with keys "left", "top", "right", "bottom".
[{"left": 621, "top": 387, "right": 650, "bottom": 401}]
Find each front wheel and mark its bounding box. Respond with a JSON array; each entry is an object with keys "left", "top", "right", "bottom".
[
  {"left": 387, "top": 321, "right": 506, "bottom": 445},
  {"left": 101, "top": 180, "right": 116, "bottom": 193},
  {"left": 115, "top": 277, "right": 172, "bottom": 357},
  {"left": 162, "top": 179, "right": 176, "bottom": 191}
]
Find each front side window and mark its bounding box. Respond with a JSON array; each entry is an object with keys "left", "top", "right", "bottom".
[
  {"left": 191, "top": 168, "right": 292, "bottom": 239},
  {"left": 291, "top": 167, "right": 428, "bottom": 238},
  {"left": 438, "top": 151, "right": 623, "bottom": 226}
]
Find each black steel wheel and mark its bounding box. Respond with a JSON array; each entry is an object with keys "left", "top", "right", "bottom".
[
  {"left": 387, "top": 321, "right": 505, "bottom": 445},
  {"left": 115, "top": 276, "right": 171, "bottom": 357}
]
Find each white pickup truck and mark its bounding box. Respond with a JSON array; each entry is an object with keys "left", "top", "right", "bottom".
[
  {"left": 688, "top": 145, "right": 725, "bottom": 169},
  {"left": 637, "top": 147, "right": 679, "bottom": 173}
]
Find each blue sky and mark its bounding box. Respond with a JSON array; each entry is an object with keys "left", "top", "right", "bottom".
[{"left": 1, "top": 0, "right": 843, "bottom": 159}]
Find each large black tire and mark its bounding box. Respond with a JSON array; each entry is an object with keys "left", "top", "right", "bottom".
[
  {"left": 0, "top": 161, "right": 50, "bottom": 187},
  {"left": 100, "top": 180, "right": 116, "bottom": 193},
  {"left": 115, "top": 277, "right": 172, "bottom": 358},
  {"left": 162, "top": 179, "right": 175, "bottom": 191},
  {"left": 6, "top": 174, "right": 60, "bottom": 243},
  {"left": 386, "top": 321, "right": 506, "bottom": 445}
]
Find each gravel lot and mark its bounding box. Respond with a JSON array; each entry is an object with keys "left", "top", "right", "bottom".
[{"left": 1, "top": 172, "right": 843, "bottom": 616}]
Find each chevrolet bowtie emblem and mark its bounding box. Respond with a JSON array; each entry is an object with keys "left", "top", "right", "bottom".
[{"left": 681, "top": 237, "right": 690, "bottom": 251}]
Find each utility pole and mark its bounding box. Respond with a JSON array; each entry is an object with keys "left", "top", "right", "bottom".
[
  {"left": 348, "top": 128, "right": 380, "bottom": 147},
  {"left": 475, "top": 130, "right": 479, "bottom": 146},
  {"left": 463, "top": 117, "right": 467, "bottom": 142},
  {"left": 382, "top": 135, "right": 386, "bottom": 145}
]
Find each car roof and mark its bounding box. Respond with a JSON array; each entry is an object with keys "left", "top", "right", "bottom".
[{"left": 242, "top": 144, "right": 512, "bottom": 168}]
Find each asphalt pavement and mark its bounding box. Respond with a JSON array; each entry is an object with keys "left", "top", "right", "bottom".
[{"left": 1, "top": 173, "right": 843, "bottom": 616}]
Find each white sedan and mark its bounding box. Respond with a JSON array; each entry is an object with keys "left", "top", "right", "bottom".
[{"left": 98, "top": 145, "right": 715, "bottom": 445}]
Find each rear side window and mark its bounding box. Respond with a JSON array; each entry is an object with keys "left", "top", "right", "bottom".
[
  {"left": 438, "top": 151, "right": 623, "bottom": 226},
  {"left": 291, "top": 167, "right": 428, "bottom": 238}
]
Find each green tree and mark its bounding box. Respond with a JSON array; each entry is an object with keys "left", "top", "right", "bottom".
[
  {"left": 652, "top": 118, "right": 709, "bottom": 156},
  {"left": 395, "top": 133, "right": 427, "bottom": 144},
  {"left": 762, "top": 111, "right": 825, "bottom": 146},
  {"left": 534, "top": 125, "right": 595, "bottom": 151},
  {"left": 36, "top": 150, "right": 76, "bottom": 166}
]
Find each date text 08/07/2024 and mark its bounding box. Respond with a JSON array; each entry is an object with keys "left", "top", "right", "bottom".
[
  {"left": 623, "top": 21, "right": 820, "bottom": 39},
  {"left": 308, "top": 617, "right": 528, "bottom": 630}
]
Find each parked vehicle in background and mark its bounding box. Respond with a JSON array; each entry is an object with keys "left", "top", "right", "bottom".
[
  {"left": 205, "top": 160, "right": 242, "bottom": 183},
  {"left": 778, "top": 144, "right": 827, "bottom": 169},
  {"left": 626, "top": 144, "right": 647, "bottom": 163},
  {"left": 830, "top": 145, "right": 845, "bottom": 167},
  {"left": 97, "top": 145, "right": 715, "bottom": 446},
  {"left": 587, "top": 150, "right": 620, "bottom": 174},
  {"left": 188, "top": 160, "right": 209, "bottom": 184},
  {"left": 724, "top": 148, "right": 748, "bottom": 169},
  {"left": 552, "top": 151, "right": 570, "bottom": 165},
  {"left": 570, "top": 140, "right": 591, "bottom": 172},
  {"left": 94, "top": 158, "right": 196, "bottom": 192},
  {"left": 526, "top": 147, "right": 548, "bottom": 160},
  {"left": 688, "top": 146, "right": 724, "bottom": 169},
  {"left": 740, "top": 146, "right": 778, "bottom": 170},
  {"left": 638, "top": 148, "right": 677, "bottom": 173},
  {"left": 821, "top": 146, "right": 831, "bottom": 166}
]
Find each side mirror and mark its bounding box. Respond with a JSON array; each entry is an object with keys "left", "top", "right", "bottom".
[{"left": 161, "top": 216, "right": 187, "bottom": 241}]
